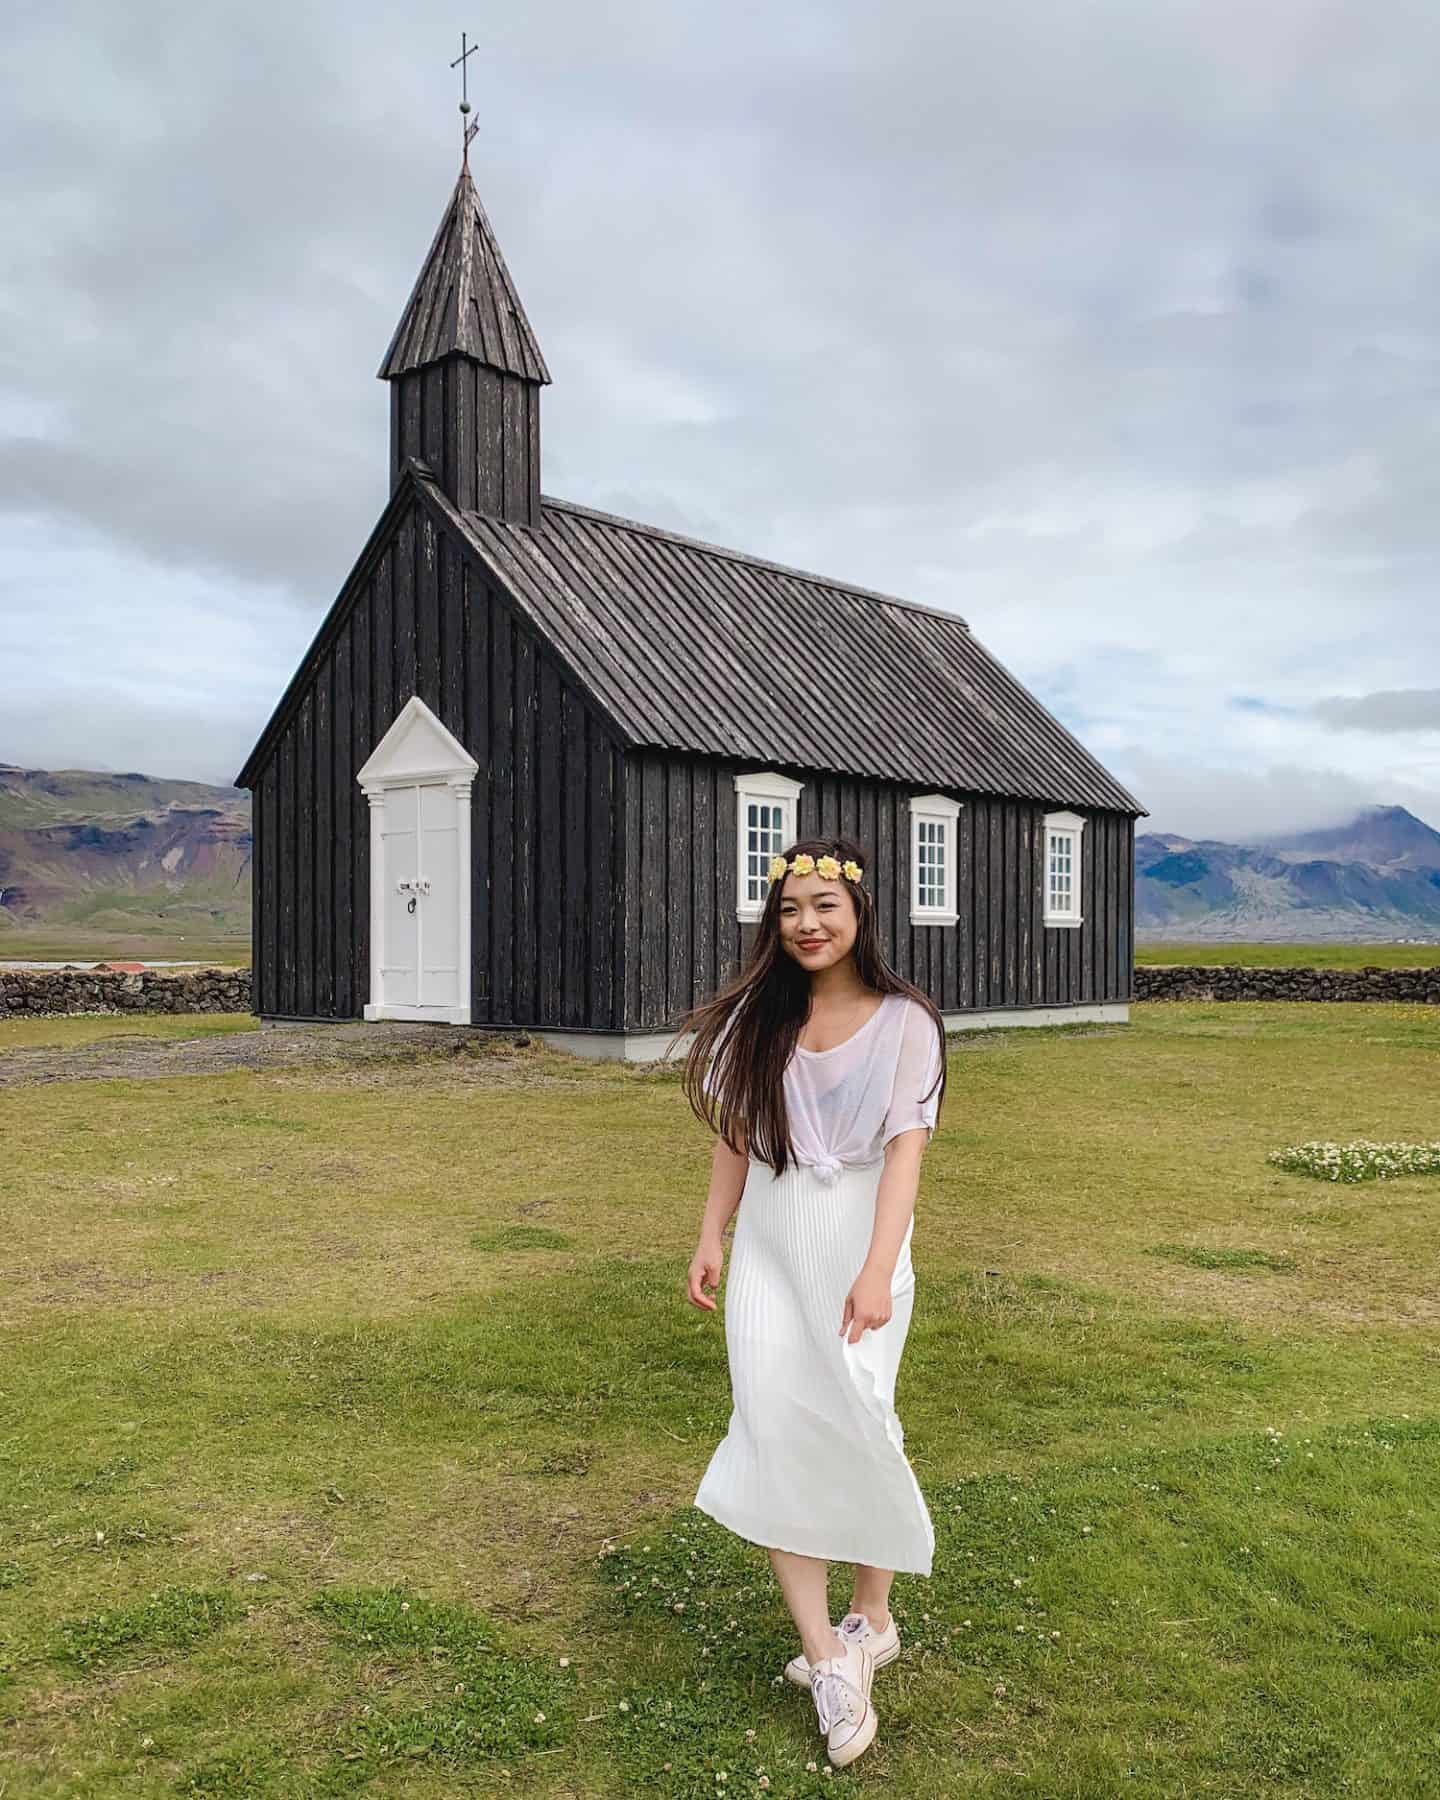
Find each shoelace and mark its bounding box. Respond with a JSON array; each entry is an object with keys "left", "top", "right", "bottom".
[{"left": 810, "top": 1662, "right": 860, "bottom": 1734}]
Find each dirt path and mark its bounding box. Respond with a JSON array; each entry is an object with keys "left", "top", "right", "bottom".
[{"left": 0, "top": 1020, "right": 537, "bottom": 1088}]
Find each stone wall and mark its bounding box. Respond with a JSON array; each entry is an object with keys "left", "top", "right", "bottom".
[
  {"left": 0, "top": 967, "right": 253, "bottom": 1018},
  {"left": 4, "top": 962, "right": 1437, "bottom": 1018},
  {"left": 1136, "top": 964, "right": 1440, "bottom": 1003}
]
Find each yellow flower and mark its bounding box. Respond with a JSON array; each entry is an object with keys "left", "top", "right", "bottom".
[
  {"left": 789, "top": 852, "right": 816, "bottom": 876},
  {"left": 814, "top": 854, "right": 842, "bottom": 879},
  {"left": 766, "top": 854, "right": 789, "bottom": 883},
  {"left": 842, "top": 859, "right": 863, "bottom": 882}
]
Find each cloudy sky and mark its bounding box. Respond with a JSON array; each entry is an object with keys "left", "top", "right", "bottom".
[{"left": 4, "top": 0, "right": 1439, "bottom": 840}]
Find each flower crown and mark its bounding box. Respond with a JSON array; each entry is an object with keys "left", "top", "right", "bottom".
[{"left": 767, "top": 851, "right": 864, "bottom": 885}]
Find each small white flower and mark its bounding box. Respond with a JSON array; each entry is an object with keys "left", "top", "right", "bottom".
[
  {"left": 618, "top": 1700, "right": 630, "bottom": 1712},
  {"left": 559, "top": 1655, "right": 569, "bottom": 1667},
  {"left": 533, "top": 1710, "right": 545, "bottom": 1723}
]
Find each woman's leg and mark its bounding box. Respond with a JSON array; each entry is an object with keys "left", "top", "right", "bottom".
[
  {"left": 768, "top": 1548, "right": 846, "bottom": 1665},
  {"left": 850, "top": 1563, "right": 894, "bottom": 1631}
]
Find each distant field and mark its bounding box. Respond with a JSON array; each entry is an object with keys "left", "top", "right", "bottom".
[
  {"left": 1136, "top": 940, "right": 1440, "bottom": 969},
  {"left": 0, "top": 928, "right": 250, "bottom": 966},
  {"left": 6, "top": 934, "right": 1435, "bottom": 975}
]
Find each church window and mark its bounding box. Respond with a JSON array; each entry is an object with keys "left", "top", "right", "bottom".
[
  {"left": 1043, "top": 810, "right": 1086, "bottom": 926},
  {"left": 908, "top": 794, "right": 961, "bottom": 925},
  {"left": 733, "top": 770, "right": 804, "bottom": 922}
]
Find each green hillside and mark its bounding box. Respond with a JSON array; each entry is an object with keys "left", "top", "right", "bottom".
[{"left": 0, "top": 764, "right": 251, "bottom": 964}]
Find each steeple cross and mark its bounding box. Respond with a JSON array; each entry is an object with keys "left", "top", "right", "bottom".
[{"left": 451, "top": 31, "right": 481, "bottom": 164}]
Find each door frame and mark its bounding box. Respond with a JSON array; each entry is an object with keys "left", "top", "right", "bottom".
[{"left": 356, "top": 695, "right": 478, "bottom": 1025}]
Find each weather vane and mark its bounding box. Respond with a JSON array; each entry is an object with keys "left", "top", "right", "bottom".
[{"left": 451, "top": 31, "right": 481, "bottom": 167}]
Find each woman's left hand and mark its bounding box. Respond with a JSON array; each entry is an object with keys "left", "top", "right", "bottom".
[{"left": 839, "top": 1266, "right": 893, "bottom": 1343}]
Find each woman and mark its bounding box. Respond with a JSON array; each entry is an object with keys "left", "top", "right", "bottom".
[{"left": 672, "top": 835, "right": 946, "bottom": 1770}]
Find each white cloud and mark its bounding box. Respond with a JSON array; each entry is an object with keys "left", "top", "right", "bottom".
[{"left": 3, "top": 0, "right": 1439, "bottom": 840}]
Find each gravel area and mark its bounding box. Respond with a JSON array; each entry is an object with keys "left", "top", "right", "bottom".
[{"left": 0, "top": 1021, "right": 544, "bottom": 1088}]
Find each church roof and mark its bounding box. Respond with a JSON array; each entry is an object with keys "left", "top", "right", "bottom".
[
  {"left": 428, "top": 477, "right": 1145, "bottom": 816},
  {"left": 378, "top": 168, "right": 551, "bottom": 385}
]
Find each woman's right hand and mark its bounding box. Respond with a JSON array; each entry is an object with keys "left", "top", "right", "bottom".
[{"left": 687, "top": 1237, "right": 725, "bottom": 1312}]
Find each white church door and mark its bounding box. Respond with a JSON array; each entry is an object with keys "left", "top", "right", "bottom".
[{"left": 357, "top": 696, "right": 478, "bottom": 1025}]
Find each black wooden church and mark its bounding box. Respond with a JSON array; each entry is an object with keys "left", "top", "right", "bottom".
[{"left": 237, "top": 157, "right": 1147, "bottom": 1057}]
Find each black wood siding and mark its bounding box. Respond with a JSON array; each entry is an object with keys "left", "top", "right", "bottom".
[
  {"left": 250, "top": 499, "right": 624, "bottom": 1027},
  {"left": 622, "top": 749, "right": 1134, "bottom": 1031},
  {"left": 390, "top": 360, "right": 541, "bottom": 525}
]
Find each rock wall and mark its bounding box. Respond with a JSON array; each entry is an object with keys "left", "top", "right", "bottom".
[
  {"left": 1136, "top": 964, "right": 1440, "bottom": 1003},
  {"left": 4, "top": 963, "right": 1437, "bottom": 1018},
  {"left": 0, "top": 967, "right": 252, "bottom": 1018}
]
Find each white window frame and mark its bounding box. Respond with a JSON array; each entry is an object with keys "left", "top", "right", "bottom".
[
  {"left": 1043, "top": 809, "right": 1086, "bottom": 928},
  {"left": 909, "top": 793, "right": 961, "bottom": 926},
  {"left": 734, "top": 770, "right": 804, "bottom": 922}
]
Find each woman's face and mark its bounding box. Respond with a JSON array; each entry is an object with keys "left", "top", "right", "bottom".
[{"left": 776, "top": 873, "right": 858, "bottom": 971}]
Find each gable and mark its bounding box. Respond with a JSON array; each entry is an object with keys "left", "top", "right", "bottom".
[
  {"left": 235, "top": 468, "right": 632, "bottom": 789},
  {"left": 356, "top": 695, "right": 478, "bottom": 787}
]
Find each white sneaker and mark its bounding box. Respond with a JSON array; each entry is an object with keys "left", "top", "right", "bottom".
[
  {"left": 784, "top": 1609, "right": 900, "bottom": 1687},
  {"left": 808, "top": 1636, "right": 877, "bottom": 1769}
]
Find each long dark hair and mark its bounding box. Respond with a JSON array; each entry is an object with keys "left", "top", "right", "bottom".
[{"left": 671, "top": 832, "right": 948, "bottom": 1176}]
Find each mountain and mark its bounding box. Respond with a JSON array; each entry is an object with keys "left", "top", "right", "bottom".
[
  {"left": 6, "top": 767, "right": 1433, "bottom": 950},
  {"left": 1137, "top": 805, "right": 1440, "bottom": 942},
  {"left": 1251, "top": 805, "right": 1440, "bottom": 871},
  {"left": 0, "top": 765, "right": 251, "bottom": 939}
]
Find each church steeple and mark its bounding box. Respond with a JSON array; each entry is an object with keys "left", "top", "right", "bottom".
[{"left": 378, "top": 167, "right": 550, "bottom": 524}]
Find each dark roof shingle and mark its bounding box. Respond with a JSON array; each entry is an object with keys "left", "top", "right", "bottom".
[
  {"left": 378, "top": 169, "right": 551, "bottom": 385},
  {"left": 431, "top": 482, "right": 1145, "bottom": 815}
]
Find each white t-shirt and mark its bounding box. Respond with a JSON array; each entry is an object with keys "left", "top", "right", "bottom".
[{"left": 707, "top": 992, "right": 944, "bottom": 1184}]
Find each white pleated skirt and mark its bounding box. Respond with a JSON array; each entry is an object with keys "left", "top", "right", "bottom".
[{"left": 693, "top": 1154, "right": 935, "bottom": 1575}]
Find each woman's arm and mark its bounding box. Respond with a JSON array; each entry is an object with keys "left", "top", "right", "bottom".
[
  {"left": 687, "top": 1132, "right": 749, "bottom": 1312},
  {"left": 840, "top": 1129, "right": 926, "bottom": 1342},
  {"left": 864, "top": 1130, "right": 926, "bottom": 1282}
]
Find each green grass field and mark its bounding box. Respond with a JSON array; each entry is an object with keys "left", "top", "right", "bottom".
[
  {"left": 0, "top": 928, "right": 251, "bottom": 966},
  {"left": 3, "top": 1001, "right": 1439, "bottom": 1796},
  {"left": 1136, "top": 941, "right": 1440, "bottom": 968},
  {"left": 6, "top": 938, "right": 1437, "bottom": 974}
]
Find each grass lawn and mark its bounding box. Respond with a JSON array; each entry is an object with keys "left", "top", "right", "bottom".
[
  {"left": 2, "top": 1001, "right": 1439, "bottom": 1796},
  {"left": 0, "top": 1013, "right": 260, "bottom": 1052},
  {"left": 1136, "top": 941, "right": 1440, "bottom": 969}
]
